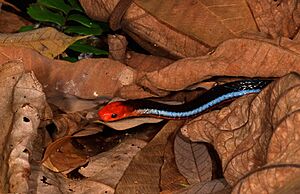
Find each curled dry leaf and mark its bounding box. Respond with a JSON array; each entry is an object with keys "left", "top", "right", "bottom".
[
  {"left": 0, "top": 27, "right": 86, "bottom": 58},
  {"left": 247, "top": 0, "right": 300, "bottom": 39},
  {"left": 0, "top": 61, "right": 49, "bottom": 193},
  {"left": 181, "top": 73, "right": 300, "bottom": 193},
  {"left": 80, "top": 0, "right": 210, "bottom": 58},
  {"left": 52, "top": 112, "right": 85, "bottom": 139},
  {"left": 115, "top": 120, "right": 185, "bottom": 193},
  {"left": 139, "top": 37, "right": 300, "bottom": 91},
  {"left": 174, "top": 134, "right": 213, "bottom": 184},
  {"left": 42, "top": 136, "right": 89, "bottom": 173},
  {"left": 7, "top": 105, "right": 40, "bottom": 193}
]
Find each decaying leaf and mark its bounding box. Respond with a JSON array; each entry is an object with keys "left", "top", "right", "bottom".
[
  {"left": 181, "top": 73, "right": 300, "bottom": 193},
  {"left": 115, "top": 120, "right": 185, "bottom": 193},
  {"left": 0, "top": 27, "right": 86, "bottom": 58},
  {"left": 0, "top": 61, "right": 49, "bottom": 193}
]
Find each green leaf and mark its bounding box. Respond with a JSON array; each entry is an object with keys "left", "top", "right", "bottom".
[
  {"left": 67, "top": 14, "right": 100, "bottom": 28},
  {"left": 68, "top": 41, "right": 108, "bottom": 55},
  {"left": 67, "top": 0, "right": 84, "bottom": 12},
  {"left": 61, "top": 56, "right": 78, "bottom": 62},
  {"left": 18, "top": 25, "right": 35, "bottom": 32},
  {"left": 28, "top": 4, "right": 65, "bottom": 26},
  {"left": 64, "top": 26, "right": 102, "bottom": 35},
  {"left": 37, "top": 0, "right": 71, "bottom": 15}
]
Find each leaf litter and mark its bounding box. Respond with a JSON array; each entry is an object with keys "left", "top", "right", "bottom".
[{"left": 1, "top": 0, "right": 300, "bottom": 193}]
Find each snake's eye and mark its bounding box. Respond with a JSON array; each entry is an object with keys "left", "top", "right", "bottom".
[{"left": 111, "top": 113, "right": 117, "bottom": 118}]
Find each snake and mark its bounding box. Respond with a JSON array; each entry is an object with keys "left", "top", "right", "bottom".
[{"left": 98, "top": 79, "right": 272, "bottom": 122}]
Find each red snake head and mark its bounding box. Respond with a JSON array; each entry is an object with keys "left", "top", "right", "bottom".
[{"left": 98, "top": 101, "right": 136, "bottom": 122}]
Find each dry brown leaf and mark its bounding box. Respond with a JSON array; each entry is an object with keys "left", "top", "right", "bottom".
[
  {"left": 160, "top": 133, "right": 188, "bottom": 192},
  {"left": 125, "top": 51, "right": 174, "bottom": 72},
  {"left": 0, "top": 46, "right": 139, "bottom": 99},
  {"left": 0, "top": 10, "right": 31, "bottom": 33},
  {"left": 47, "top": 91, "right": 103, "bottom": 113},
  {"left": 115, "top": 120, "right": 185, "bottom": 193},
  {"left": 174, "top": 135, "right": 213, "bottom": 184},
  {"left": 134, "top": 0, "right": 257, "bottom": 47},
  {"left": 99, "top": 117, "right": 163, "bottom": 130},
  {"left": 52, "top": 113, "right": 85, "bottom": 138},
  {"left": 42, "top": 136, "right": 89, "bottom": 173},
  {"left": 181, "top": 73, "right": 300, "bottom": 193},
  {"left": 0, "top": 0, "right": 20, "bottom": 11},
  {"left": 139, "top": 37, "right": 300, "bottom": 91},
  {"left": 172, "top": 179, "right": 230, "bottom": 194},
  {"left": 79, "top": 138, "right": 147, "bottom": 188},
  {"left": 108, "top": 34, "right": 128, "bottom": 63},
  {"left": 0, "top": 27, "right": 86, "bottom": 58},
  {"left": 66, "top": 179, "right": 115, "bottom": 194},
  {"left": 80, "top": 0, "right": 210, "bottom": 58},
  {"left": 247, "top": 0, "right": 300, "bottom": 39},
  {"left": 0, "top": 61, "right": 50, "bottom": 193}
]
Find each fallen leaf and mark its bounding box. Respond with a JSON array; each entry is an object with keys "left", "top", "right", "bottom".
[
  {"left": 0, "top": 10, "right": 31, "bottom": 33},
  {"left": 0, "top": 27, "right": 86, "bottom": 58},
  {"left": 0, "top": 0, "right": 20, "bottom": 11},
  {"left": 80, "top": 0, "right": 210, "bottom": 58},
  {"left": 66, "top": 179, "right": 115, "bottom": 194},
  {"left": 125, "top": 51, "right": 174, "bottom": 72},
  {"left": 108, "top": 34, "right": 128, "bottom": 63},
  {"left": 247, "top": 0, "right": 300, "bottom": 38},
  {"left": 52, "top": 112, "right": 85, "bottom": 138},
  {"left": 79, "top": 138, "right": 147, "bottom": 188},
  {"left": 172, "top": 179, "right": 230, "bottom": 194},
  {"left": 0, "top": 61, "right": 49, "bottom": 193},
  {"left": 140, "top": 38, "right": 300, "bottom": 91},
  {"left": 0, "top": 46, "right": 138, "bottom": 99},
  {"left": 47, "top": 91, "right": 103, "bottom": 113},
  {"left": 160, "top": 132, "right": 188, "bottom": 192},
  {"left": 134, "top": 0, "right": 257, "bottom": 47},
  {"left": 42, "top": 136, "right": 89, "bottom": 173},
  {"left": 115, "top": 120, "right": 185, "bottom": 193},
  {"left": 174, "top": 135, "right": 213, "bottom": 184},
  {"left": 98, "top": 117, "right": 163, "bottom": 130},
  {"left": 181, "top": 73, "right": 300, "bottom": 193}
]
